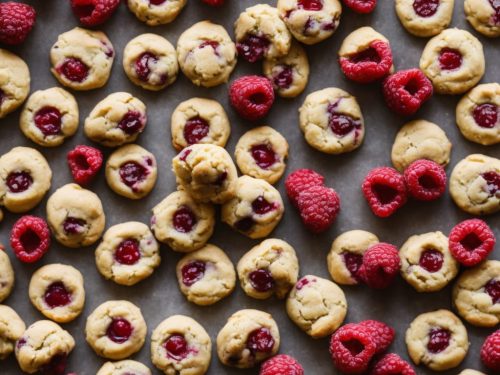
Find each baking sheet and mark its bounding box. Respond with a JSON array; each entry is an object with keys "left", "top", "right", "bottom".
[{"left": 1, "top": 0, "right": 499, "bottom": 374}]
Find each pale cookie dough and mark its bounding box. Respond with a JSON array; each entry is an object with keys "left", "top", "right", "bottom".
[
  {"left": 449, "top": 154, "right": 500, "bottom": 215},
  {"left": 465, "top": 0, "right": 500, "bottom": 37},
  {"left": 46, "top": 183, "right": 106, "bottom": 248},
  {"left": 84, "top": 92, "right": 147, "bottom": 147},
  {"left": 299, "top": 87, "right": 365, "bottom": 154},
  {"left": 217, "top": 309, "right": 280, "bottom": 368},
  {"left": 391, "top": 119, "right": 452, "bottom": 171},
  {"left": 95, "top": 222, "right": 161, "bottom": 286},
  {"left": 28, "top": 263, "right": 85, "bottom": 323},
  {"left": 20, "top": 87, "right": 79, "bottom": 147},
  {"left": 277, "top": 0, "right": 342, "bottom": 44},
  {"left": 127, "top": 0, "right": 186, "bottom": 26},
  {"left": 86, "top": 300, "right": 147, "bottom": 360},
  {"left": 419, "top": 28, "right": 485, "bottom": 95},
  {"left": 0, "top": 249, "right": 14, "bottom": 303},
  {"left": 171, "top": 98, "right": 230, "bottom": 151},
  {"left": 405, "top": 309, "right": 469, "bottom": 371},
  {"left": 286, "top": 275, "right": 347, "bottom": 338},
  {"left": 453, "top": 260, "right": 500, "bottom": 327},
  {"left": 97, "top": 360, "right": 151, "bottom": 375},
  {"left": 222, "top": 176, "right": 284, "bottom": 239},
  {"left": 50, "top": 27, "right": 114, "bottom": 91},
  {"left": 0, "top": 49, "right": 30, "bottom": 119},
  {"left": 172, "top": 144, "right": 238, "bottom": 204},
  {"left": 151, "top": 190, "right": 215, "bottom": 252},
  {"left": 235, "top": 126, "right": 289, "bottom": 184},
  {"left": 395, "top": 0, "right": 455, "bottom": 37},
  {"left": 151, "top": 315, "right": 211, "bottom": 375},
  {"left": 0, "top": 305, "right": 25, "bottom": 360},
  {"left": 237, "top": 239, "right": 299, "bottom": 300},
  {"left": 176, "top": 244, "right": 236, "bottom": 306},
  {"left": 399, "top": 231, "right": 459, "bottom": 292},
  {"left": 0, "top": 146, "right": 52, "bottom": 213},
  {"left": 327, "top": 230, "right": 379, "bottom": 285},
  {"left": 456, "top": 83, "right": 500, "bottom": 145},
  {"left": 458, "top": 370, "right": 486, "bottom": 375}
]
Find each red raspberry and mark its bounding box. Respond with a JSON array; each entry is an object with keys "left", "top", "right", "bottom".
[
  {"left": 481, "top": 330, "right": 500, "bottom": 371},
  {"left": 296, "top": 185, "right": 341, "bottom": 233},
  {"left": 362, "top": 167, "right": 407, "bottom": 218},
  {"left": 285, "top": 169, "right": 325, "bottom": 207},
  {"left": 67, "top": 145, "right": 103, "bottom": 186},
  {"left": 70, "top": 0, "right": 120, "bottom": 27},
  {"left": 359, "top": 320, "right": 395, "bottom": 354},
  {"left": 0, "top": 2, "right": 36, "bottom": 45},
  {"left": 342, "top": 0, "right": 377, "bottom": 14},
  {"left": 260, "top": 354, "right": 304, "bottom": 375},
  {"left": 371, "top": 353, "right": 416, "bottom": 375},
  {"left": 229, "top": 75, "right": 275, "bottom": 121},
  {"left": 10, "top": 215, "right": 51, "bottom": 263},
  {"left": 403, "top": 159, "right": 446, "bottom": 201},
  {"left": 202, "top": 0, "right": 225, "bottom": 6},
  {"left": 329, "top": 323, "right": 377, "bottom": 374},
  {"left": 359, "top": 243, "right": 400, "bottom": 289},
  {"left": 382, "top": 69, "right": 433, "bottom": 116},
  {"left": 448, "top": 219, "right": 496, "bottom": 267}
]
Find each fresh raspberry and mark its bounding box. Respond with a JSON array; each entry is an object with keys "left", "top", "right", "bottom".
[
  {"left": 285, "top": 169, "right": 325, "bottom": 207},
  {"left": 342, "top": 0, "right": 377, "bottom": 14},
  {"left": 448, "top": 219, "right": 496, "bottom": 267},
  {"left": 359, "top": 243, "right": 400, "bottom": 289},
  {"left": 229, "top": 75, "right": 275, "bottom": 121},
  {"left": 481, "top": 330, "right": 500, "bottom": 371},
  {"left": 403, "top": 159, "right": 446, "bottom": 201},
  {"left": 70, "top": 0, "right": 120, "bottom": 27},
  {"left": 296, "top": 186, "right": 341, "bottom": 233},
  {"left": 260, "top": 354, "right": 304, "bottom": 375},
  {"left": 358, "top": 320, "right": 395, "bottom": 354},
  {"left": 371, "top": 353, "right": 416, "bottom": 375},
  {"left": 382, "top": 69, "right": 433, "bottom": 116},
  {"left": 67, "top": 145, "right": 103, "bottom": 186},
  {"left": 0, "top": 2, "right": 36, "bottom": 45},
  {"left": 329, "top": 323, "right": 377, "bottom": 374},
  {"left": 362, "top": 167, "right": 407, "bottom": 218},
  {"left": 202, "top": 0, "right": 225, "bottom": 6},
  {"left": 10, "top": 216, "right": 51, "bottom": 263}
]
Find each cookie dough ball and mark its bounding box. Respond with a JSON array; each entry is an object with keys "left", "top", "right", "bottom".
[
  {"left": 171, "top": 98, "right": 230, "bottom": 151},
  {"left": 299, "top": 87, "right": 365, "bottom": 154},
  {"left": 222, "top": 176, "right": 284, "bottom": 239},
  {"left": 95, "top": 222, "right": 161, "bottom": 286},
  {"left": 391, "top": 119, "right": 452, "bottom": 171},
  {"left": 405, "top": 309, "right": 469, "bottom": 371},
  {"left": 217, "top": 309, "right": 280, "bottom": 368},
  {"left": 172, "top": 144, "right": 238, "bottom": 204},
  {"left": 449, "top": 154, "right": 500, "bottom": 215},
  {"left": 456, "top": 83, "right": 499, "bottom": 145},
  {"left": 327, "top": 230, "right": 379, "bottom": 285},
  {"left": 0, "top": 249, "right": 14, "bottom": 303},
  {"left": 151, "top": 315, "right": 211, "bottom": 374},
  {"left": 395, "top": 0, "right": 455, "bottom": 37},
  {"left": 465, "top": 0, "right": 500, "bottom": 37},
  {"left": 286, "top": 275, "right": 347, "bottom": 338},
  {"left": 453, "top": 260, "right": 500, "bottom": 327},
  {"left": 97, "top": 360, "right": 151, "bottom": 375},
  {"left": 127, "top": 0, "right": 186, "bottom": 26},
  {"left": 50, "top": 27, "right": 114, "bottom": 91},
  {"left": 46, "top": 183, "right": 106, "bottom": 248},
  {"left": 85, "top": 300, "right": 147, "bottom": 360},
  {"left": 419, "top": 28, "right": 485, "bottom": 95},
  {"left": 84, "top": 92, "right": 147, "bottom": 147},
  {"left": 176, "top": 244, "right": 236, "bottom": 305},
  {"left": 0, "top": 146, "right": 52, "bottom": 213},
  {"left": 0, "top": 49, "right": 30, "bottom": 119},
  {"left": 0, "top": 305, "right": 25, "bottom": 360}
]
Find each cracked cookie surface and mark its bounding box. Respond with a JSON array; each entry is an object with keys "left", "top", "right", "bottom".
[
  {"left": 97, "top": 359, "right": 151, "bottom": 375},
  {"left": 0, "top": 249, "right": 14, "bottom": 303},
  {"left": 0, "top": 48, "right": 30, "bottom": 119},
  {"left": 0, "top": 305, "right": 25, "bottom": 360}
]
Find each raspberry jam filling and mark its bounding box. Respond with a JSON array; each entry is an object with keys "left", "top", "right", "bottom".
[
  {"left": 199, "top": 40, "right": 220, "bottom": 56},
  {"left": 438, "top": 48, "right": 462, "bottom": 70},
  {"left": 252, "top": 196, "right": 277, "bottom": 215},
  {"left": 273, "top": 65, "right": 293, "bottom": 90},
  {"left": 107, "top": 318, "right": 133, "bottom": 343},
  {"left": 485, "top": 279, "right": 500, "bottom": 304},
  {"left": 119, "top": 162, "right": 148, "bottom": 190},
  {"left": 164, "top": 334, "right": 189, "bottom": 361},
  {"left": 482, "top": 171, "right": 499, "bottom": 195},
  {"left": 298, "top": 0, "right": 324, "bottom": 10},
  {"left": 251, "top": 144, "right": 277, "bottom": 170},
  {"left": 39, "top": 354, "right": 68, "bottom": 375},
  {"left": 135, "top": 52, "right": 166, "bottom": 84},
  {"left": 249, "top": 269, "right": 275, "bottom": 292},
  {"left": 179, "top": 148, "right": 192, "bottom": 162},
  {"left": 236, "top": 34, "right": 270, "bottom": 63},
  {"left": 181, "top": 260, "right": 206, "bottom": 286},
  {"left": 412, "top": 0, "right": 439, "bottom": 17},
  {"left": 235, "top": 217, "right": 255, "bottom": 232},
  {"left": 246, "top": 328, "right": 275, "bottom": 353},
  {"left": 173, "top": 206, "right": 197, "bottom": 233},
  {"left": 372, "top": 184, "right": 398, "bottom": 204},
  {"left": 118, "top": 111, "right": 144, "bottom": 135},
  {"left": 57, "top": 57, "right": 89, "bottom": 83},
  {"left": 296, "top": 276, "right": 315, "bottom": 290},
  {"left": 44, "top": 282, "right": 71, "bottom": 308},
  {"left": 327, "top": 102, "right": 362, "bottom": 138},
  {"left": 34, "top": 107, "right": 62, "bottom": 136},
  {"left": 342, "top": 252, "right": 363, "bottom": 280},
  {"left": 488, "top": 0, "right": 500, "bottom": 25},
  {"left": 419, "top": 249, "right": 444, "bottom": 273},
  {"left": 184, "top": 116, "right": 209, "bottom": 145},
  {"left": 427, "top": 328, "right": 451, "bottom": 353},
  {"left": 63, "top": 217, "right": 86, "bottom": 235},
  {"left": 150, "top": 0, "right": 168, "bottom": 5},
  {"left": 6, "top": 171, "right": 33, "bottom": 193},
  {"left": 473, "top": 103, "right": 498, "bottom": 129},
  {"left": 114, "top": 239, "right": 141, "bottom": 265}
]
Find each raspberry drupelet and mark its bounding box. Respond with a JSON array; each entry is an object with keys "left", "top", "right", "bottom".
[
  {"left": 342, "top": 0, "right": 377, "bottom": 14},
  {"left": 403, "top": 159, "right": 447, "bottom": 201},
  {"left": 70, "top": 0, "right": 120, "bottom": 26},
  {"left": 481, "top": 330, "right": 500, "bottom": 371},
  {"left": 67, "top": 145, "right": 103, "bottom": 186},
  {"left": 260, "top": 354, "right": 304, "bottom": 375},
  {"left": 362, "top": 167, "right": 407, "bottom": 218},
  {"left": 229, "top": 76, "right": 275, "bottom": 121},
  {"left": 297, "top": 185, "right": 341, "bottom": 233},
  {"left": 359, "top": 243, "right": 401, "bottom": 289},
  {"left": 358, "top": 320, "right": 395, "bottom": 354},
  {"left": 10, "top": 215, "right": 51, "bottom": 263},
  {"left": 0, "top": 2, "right": 36, "bottom": 45},
  {"left": 371, "top": 353, "right": 416, "bottom": 375},
  {"left": 285, "top": 169, "right": 325, "bottom": 207}
]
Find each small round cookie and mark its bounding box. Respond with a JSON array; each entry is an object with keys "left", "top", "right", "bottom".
[
  {"left": 97, "top": 360, "right": 151, "bottom": 375},
  {"left": 449, "top": 154, "right": 500, "bottom": 215},
  {"left": 327, "top": 230, "right": 379, "bottom": 285},
  {"left": 172, "top": 144, "right": 238, "bottom": 204},
  {"left": 28, "top": 263, "right": 85, "bottom": 323},
  {"left": 86, "top": 300, "right": 147, "bottom": 360},
  {"left": 127, "top": 0, "right": 186, "bottom": 26},
  {"left": 151, "top": 190, "right": 215, "bottom": 252},
  {"left": 405, "top": 309, "right": 469, "bottom": 371},
  {"left": 391, "top": 119, "right": 452, "bottom": 171},
  {"left": 465, "top": 0, "right": 500, "bottom": 37},
  {"left": 456, "top": 83, "right": 499, "bottom": 145},
  {"left": 395, "top": 0, "right": 455, "bottom": 37},
  {"left": 235, "top": 126, "right": 289, "bottom": 185},
  {"left": 277, "top": 0, "right": 342, "bottom": 45},
  {"left": 0, "top": 249, "right": 14, "bottom": 303},
  {"left": 452, "top": 260, "right": 500, "bottom": 327},
  {"left": 84, "top": 92, "right": 147, "bottom": 147},
  {"left": 0, "top": 48, "right": 30, "bottom": 119},
  {"left": 399, "top": 231, "right": 459, "bottom": 293},
  {"left": 123, "top": 34, "right": 178, "bottom": 91},
  {"left": 171, "top": 97, "right": 231, "bottom": 151},
  {"left": 217, "top": 309, "right": 280, "bottom": 368},
  {"left": 419, "top": 28, "right": 485, "bottom": 95},
  {"left": 0, "top": 146, "right": 52, "bottom": 213},
  {"left": 0, "top": 305, "right": 25, "bottom": 360},
  {"left": 20, "top": 87, "right": 79, "bottom": 147},
  {"left": 151, "top": 315, "right": 211, "bottom": 374},
  {"left": 50, "top": 27, "right": 114, "bottom": 91},
  {"left": 299, "top": 87, "right": 365, "bottom": 154},
  {"left": 46, "top": 183, "right": 106, "bottom": 248},
  {"left": 176, "top": 244, "right": 236, "bottom": 306},
  {"left": 95, "top": 222, "right": 161, "bottom": 286},
  {"left": 458, "top": 370, "right": 486, "bottom": 375}
]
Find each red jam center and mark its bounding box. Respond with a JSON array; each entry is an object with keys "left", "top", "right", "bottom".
[
  {"left": 40, "top": 354, "right": 68, "bottom": 375},
  {"left": 34, "top": 107, "right": 62, "bottom": 136},
  {"left": 184, "top": 116, "right": 209, "bottom": 145},
  {"left": 273, "top": 65, "right": 293, "bottom": 89},
  {"left": 372, "top": 184, "right": 398, "bottom": 204},
  {"left": 150, "top": 0, "right": 168, "bottom": 5},
  {"left": 485, "top": 279, "right": 500, "bottom": 304},
  {"left": 351, "top": 47, "right": 381, "bottom": 64},
  {"left": 6, "top": 171, "right": 33, "bottom": 193},
  {"left": 252, "top": 196, "right": 276, "bottom": 215},
  {"left": 296, "top": 277, "right": 314, "bottom": 290},
  {"left": 235, "top": 217, "right": 255, "bottom": 232},
  {"left": 173, "top": 206, "right": 197, "bottom": 233},
  {"left": 236, "top": 34, "right": 270, "bottom": 63},
  {"left": 57, "top": 57, "right": 89, "bottom": 82},
  {"left": 199, "top": 40, "right": 220, "bottom": 54},
  {"left": 419, "top": 249, "right": 444, "bottom": 273},
  {"left": 413, "top": 0, "right": 440, "bottom": 17},
  {"left": 181, "top": 260, "right": 206, "bottom": 286},
  {"left": 327, "top": 100, "right": 361, "bottom": 137},
  {"left": 488, "top": 0, "right": 500, "bottom": 25},
  {"left": 115, "top": 239, "right": 141, "bottom": 265},
  {"left": 298, "top": 0, "right": 324, "bottom": 10},
  {"left": 118, "top": 111, "right": 144, "bottom": 135},
  {"left": 342, "top": 252, "right": 363, "bottom": 280},
  {"left": 251, "top": 144, "right": 277, "bottom": 170},
  {"left": 427, "top": 328, "right": 451, "bottom": 353},
  {"left": 63, "top": 217, "right": 86, "bottom": 235},
  {"left": 438, "top": 48, "right": 462, "bottom": 70},
  {"left": 482, "top": 171, "right": 499, "bottom": 195},
  {"left": 44, "top": 282, "right": 71, "bottom": 308},
  {"left": 473, "top": 103, "right": 498, "bottom": 129},
  {"left": 246, "top": 328, "right": 275, "bottom": 353},
  {"left": 164, "top": 334, "right": 189, "bottom": 361},
  {"left": 20, "top": 229, "right": 41, "bottom": 253},
  {"left": 179, "top": 148, "right": 192, "bottom": 161},
  {"left": 107, "top": 318, "right": 133, "bottom": 344},
  {"left": 249, "top": 269, "right": 275, "bottom": 292},
  {"left": 119, "top": 162, "right": 148, "bottom": 189},
  {"left": 135, "top": 52, "right": 158, "bottom": 82}
]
